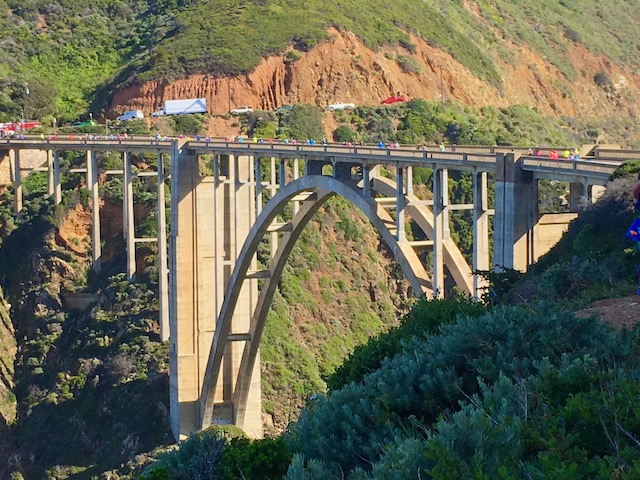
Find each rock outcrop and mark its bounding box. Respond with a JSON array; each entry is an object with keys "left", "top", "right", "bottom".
[{"left": 111, "top": 29, "right": 640, "bottom": 120}]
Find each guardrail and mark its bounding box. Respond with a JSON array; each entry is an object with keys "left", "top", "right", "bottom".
[
  {"left": 0, "top": 138, "right": 629, "bottom": 181},
  {"left": 521, "top": 156, "right": 622, "bottom": 180}
]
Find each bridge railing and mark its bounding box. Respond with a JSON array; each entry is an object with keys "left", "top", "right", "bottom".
[
  {"left": 521, "top": 156, "right": 622, "bottom": 179},
  {"left": 591, "top": 148, "right": 640, "bottom": 160},
  {"left": 191, "top": 141, "right": 498, "bottom": 170},
  {"left": 3, "top": 137, "right": 173, "bottom": 151}
]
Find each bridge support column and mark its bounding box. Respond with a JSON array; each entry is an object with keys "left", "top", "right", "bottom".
[
  {"left": 270, "top": 156, "right": 279, "bottom": 258},
  {"left": 10, "top": 149, "right": 22, "bottom": 213},
  {"left": 493, "top": 153, "right": 537, "bottom": 271},
  {"left": 472, "top": 171, "right": 489, "bottom": 297},
  {"left": 569, "top": 181, "right": 586, "bottom": 211},
  {"left": 432, "top": 168, "right": 447, "bottom": 297},
  {"left": 123, "top": 152, "right": 136, "bottom": 280},
  {"left": 170, "top": 144, "right": 261, "bottom": 441},
  {"left": 87, "top": 150, "right": 101, "bottom": 272},
  {"left": 405, "top": 166, "right": 413, "bottom": 196},
  {"left": 53, "top": 150, "right": 62, "bottom": 205},
  {"left": 157, "top": 152, "right": 169, "bottom": 342},
  {"left": 362, "top": 163, "right": 372, "bottom": 197},
  {"left": 293, "top": 158, "right": 300, "bottom": 214},
  {"left": 46, "top": 150, "right": 54, "bottom": 198},
  {"left": 396, "top": 167, "right": 406, "bottom": 241}
]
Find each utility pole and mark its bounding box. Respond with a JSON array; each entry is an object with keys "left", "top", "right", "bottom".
[
  {"left": 440, "top": 65, "right": 445, "bottom": 109},
  {"left": 24, "top": 83, "right": 29, "bottom": 123}
]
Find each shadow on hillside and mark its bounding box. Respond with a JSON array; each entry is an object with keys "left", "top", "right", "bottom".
[{"left": 12, "top": 374, "right": 171, "bottom": 479}]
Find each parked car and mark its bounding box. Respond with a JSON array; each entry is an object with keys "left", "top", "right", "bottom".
[
  {"left": 275, "top": 105, "right": 293, "bottom": 113},
  {"left": 70, "top": 120, "right": 97, "bottom": 127},
  {"left": 381, "top": 96, "right": 409, "bottom": 104},
  {"left": 230, "top": 106, "right": 254, "bottom": 115},
  {"left": 327, "top": 102, "right": 355, "bottom": 111}
]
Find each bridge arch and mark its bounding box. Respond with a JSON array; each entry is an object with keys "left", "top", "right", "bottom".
[{"left": 199, "top": 174, "right": 435, "bottom": 430}]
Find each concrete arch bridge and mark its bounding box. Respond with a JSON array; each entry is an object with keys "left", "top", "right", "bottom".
[{"left": 0, "top": 138, "right": 625, "bottom": 438}]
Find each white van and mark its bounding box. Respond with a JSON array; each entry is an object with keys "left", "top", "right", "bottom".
[{"left": 116, "top": 110, "right": 144, "bottom": 121}]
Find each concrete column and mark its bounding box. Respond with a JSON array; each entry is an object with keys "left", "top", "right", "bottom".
[
  {"left": 157, "top": 152, "right": 169, "bottom": 342},
  {"left": 441, "top": 168, "right": 450, "bottom": 239},
  {"left": 406, "top": 166, "right": 413, "bottom": 196},
  {"left": 396, "top": 167, "right": 406, "bottom": 241},
  {"left": 170, "top": 141, "right": 203, "bottom": 439},
  {"left": 53, "top": 150, "right": 62, "bottom": 205},
  {"left": 11, "top": 149, "right": 22, "bottom": 213},
  {"left": 279, "top": 157, "right": 286, "bottom": 187},
  {"left": 169, "top": 143, "right": 261, "bottom": 440},
  {"left": 293, "top": 158, "right": 300, "bottom": 214},
  {"left": 472, "top": 171, "right": 489, "bottom": 298},
  {"left": 493, "top": 152, "right": 537, "bottom": 271},
  {"left": 47, "top": 150, "right": 54, "bottom": 198},
  {"left": 123, "top": 151, "right": 136, "bottom": 280},
  {"left": 85, "top": 151, "right": 92, "bottom": 190},
  {"left": 432, "top": 167, "right": 445, "bottom": 297},
  {"left": 270, "top": 157, "right": 278, "bottom": 259},
  {"left": 87, "top": 150, "right": 101, "bottom": 272},
  {"left": 569, "top": 181, "right": 585, "bottom": 211},
  {"left": 255, "top": 156, "right": 263, "bottom": 216},
  {"left": 590, "top": 184, "right": 606, "bottom": 203},
  {"left": 362, "top": 163, "right": 371, "bottom": 197}
]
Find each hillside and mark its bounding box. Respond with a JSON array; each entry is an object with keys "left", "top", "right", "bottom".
[
  {"left": 5, "top": 0, "right": 640, "bottom": 124},
  {"left": 0, "top": 160, "right": 411, "bottom": 476},
  {"left": 136, "top": 166, "right": 640, "bottom": 480}
]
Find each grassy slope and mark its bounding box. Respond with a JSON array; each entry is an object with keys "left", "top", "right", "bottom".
[{"left": 4, "top": 0, "right": 640, "bottom": 120}]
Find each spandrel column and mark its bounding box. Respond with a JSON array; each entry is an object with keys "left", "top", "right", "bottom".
[
  {"left": 123, "top": 151, "right": 136, "bottom": 280},
  {"left": 87, "top": 150, "right": 101, "bottom": 272},
  {"left": 432, "top": 167, "right": 445, "bottom": 297},
  {"left": 157, "top": 152, "right": 169, "bottom": 341},
  {"left": 472, "top": 171, "right": 489, "bottom": 298}
]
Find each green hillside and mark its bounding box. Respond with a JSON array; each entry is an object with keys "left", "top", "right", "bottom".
[
  {"left": 141, "top": 166, "right": 640, "bottom": 480},
  {"left": 5, "top": 0, "right": 640, "bottom": 121}
]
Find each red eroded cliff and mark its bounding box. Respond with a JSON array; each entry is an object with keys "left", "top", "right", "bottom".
[{"left": 110, "top": 29, "right": 640, "bottom": 122}]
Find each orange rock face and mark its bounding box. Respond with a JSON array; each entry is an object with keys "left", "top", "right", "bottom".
[{"left": 110, "top": 28, "right": 640, "bottom": 124}]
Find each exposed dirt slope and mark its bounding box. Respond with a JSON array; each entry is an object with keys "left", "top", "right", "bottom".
[
  {"left": 111, "top": 29, "right": 640, "bottom": 121},
  {"left": 576, "top": 295, "right": 640, "bottom": 331}
]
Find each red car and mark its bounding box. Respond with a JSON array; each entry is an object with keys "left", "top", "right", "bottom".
[{"left": 381, "top": 96, "right": 409, "bottom": 104}]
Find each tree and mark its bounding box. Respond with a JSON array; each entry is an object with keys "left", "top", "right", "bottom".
[{"left": 279, "top": 104, "right": 324, "bottom": 141}]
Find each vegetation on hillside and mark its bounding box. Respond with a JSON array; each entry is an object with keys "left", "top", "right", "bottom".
[
  {"left": 4, "top": 0, "right": 640, "bottom": 120},
  {"left": 141, "top": 165, "right": 640, "bottom": 478},
  {"left": 2, "top": 82, "right": 640, "bottom": 477}
]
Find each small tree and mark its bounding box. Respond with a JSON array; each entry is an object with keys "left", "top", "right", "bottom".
[
  {"left": 172, "top": 114, "right": 204, "bottom": 135},
  {"left": 332, "top": 125, "right": 356, "bottom": 143}
]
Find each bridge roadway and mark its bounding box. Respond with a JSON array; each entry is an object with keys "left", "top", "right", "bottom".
[{"left": 0, "top": 138, "right": 626, "bottom": 439}]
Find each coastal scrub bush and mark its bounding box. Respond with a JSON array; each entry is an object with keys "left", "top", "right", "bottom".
[
  {"left": 290, "top": 304, "right": 630, "bottom": 474},
  {"left": 327, "top": 297, "right": 485, "bottom": 390}
]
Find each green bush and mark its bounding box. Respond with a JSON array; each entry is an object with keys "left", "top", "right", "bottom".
[
  {"left": 332, "top": 125, "right": 356, "bottom": 143},
  {"left": 279, "top": 104, "right": 324, "bottom": 141},
  {"left": 172, "top": 115, "right": 204, "bottom": 135},
  {"left": 290, "top": 304, "right": 629, "bottom": 474},
  {"left": 327, "top": 297, "right": 485, "bottom": 391}
]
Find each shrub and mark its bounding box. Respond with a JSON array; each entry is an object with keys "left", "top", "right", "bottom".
[
  {"left": 284, "top": 51, "right": 303, "bottom": 64},
  {"left": 291, "top": 304, "right": 629, "bottom": 474},
  {"left": 395, "top": 55, "right": 421, "bottom": 74},
  {"left": 172, "top": 115, "right": 204, "bottom": 135},
  {"left": 594, "top": 70, "right": 614, "bottom": 90},
  {"left": 327, "top": 297, "right": 485, "bottom": 390},
  {"left": 332, "top": 125, "right": 356, "bottom": 143}
]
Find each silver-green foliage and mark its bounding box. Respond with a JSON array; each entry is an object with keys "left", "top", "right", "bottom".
[{"left": 288, "top": 304, "right": 629, "bottom": 475}]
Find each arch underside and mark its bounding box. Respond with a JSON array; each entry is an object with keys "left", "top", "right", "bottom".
[{"left": 199, "top": 173, "right": 473, "bottom": 430}]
